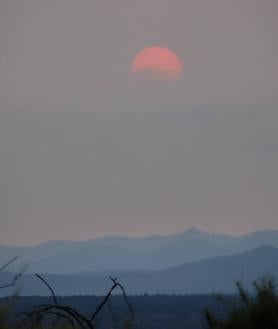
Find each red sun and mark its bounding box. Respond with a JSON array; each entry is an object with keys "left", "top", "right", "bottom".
[{"left": 131, "top": 46, "right": 182, "bottom": 80}]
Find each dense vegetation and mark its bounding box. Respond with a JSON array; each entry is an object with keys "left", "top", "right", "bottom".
[{"left": 206, "top": 278, "right": 278, "bottom": 329}]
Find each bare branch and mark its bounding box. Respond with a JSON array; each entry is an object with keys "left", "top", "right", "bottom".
[
  {"left": 89, "top": 277, "right": 118, "bottom": 321},
  {"left": 35, "top": 274, "right": 58, "bottom": 305},
  {"left": 89, "top": 277, "right": 134, "bottom": 326},
  {"left": 19, "top": 304, "right": 94, "bottom": 329},
  {"left": 0, "top": 256, "right": 18, "bottom": 272},
  {"left": 19, "top": 277, "right": 134, "bottom": 329},
  {"left": 114, "top": 280, "right": 135, "bottom": 320}
]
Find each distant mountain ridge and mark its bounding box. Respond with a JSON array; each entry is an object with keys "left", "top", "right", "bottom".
[
  {"left": 1, "top": 228, "right": 278, "bottom": 274},
  {"left": 1, "top": 245, "right": 277, "bottom": 296}
]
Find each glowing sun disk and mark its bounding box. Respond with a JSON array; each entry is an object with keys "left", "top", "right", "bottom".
[{"left": 131, "top": 46, "right": 182, "bottom": 80}]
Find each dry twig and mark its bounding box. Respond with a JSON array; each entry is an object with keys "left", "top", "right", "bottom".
[{"left": 19, "top": 274, "right": 134, "bottom": 329}]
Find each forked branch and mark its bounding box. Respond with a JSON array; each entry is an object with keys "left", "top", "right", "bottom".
[{"left": 19, "top": 274, "right": 134, "bottom": 329}]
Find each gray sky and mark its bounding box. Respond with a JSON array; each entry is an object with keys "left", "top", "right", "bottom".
[{"left": 1, "top": 0, "right": 278, "bottom": 245}]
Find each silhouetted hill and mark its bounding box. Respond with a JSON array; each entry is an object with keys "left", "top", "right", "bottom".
[{"left": 1, "top": 245, "right": 277, "bottom": 296}]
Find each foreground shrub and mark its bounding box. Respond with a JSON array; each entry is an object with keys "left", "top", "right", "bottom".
[{"left": 206, "top": 278, "right": 278, "bottom": 329}]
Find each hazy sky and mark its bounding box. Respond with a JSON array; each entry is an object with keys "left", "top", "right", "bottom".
[{"left": 1, "top": 0, "right": 278, "bottom": 245}]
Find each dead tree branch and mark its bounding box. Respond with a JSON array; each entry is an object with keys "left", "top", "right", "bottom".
[
  {"left": 0, "top": 256, "right": 18, "bottom": 272},
  {"left": 35, "top": 274, "right": 58, "bottom": 305},
  {"left": 89, "top": 277, "right": 118, "bottom": 321},
  {"left": 18, "top": 275, "right": 134, "bottom": 329}
]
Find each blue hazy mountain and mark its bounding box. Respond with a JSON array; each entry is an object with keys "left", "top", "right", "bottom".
[
  {"left": 0, "top": 245, "right": 277, "bottom": 296},
  {"left": 1, "top": 228, "right": 278, "bottom": 273}
]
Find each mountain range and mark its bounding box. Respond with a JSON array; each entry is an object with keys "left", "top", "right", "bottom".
[
  {"left": 1, "top": 228, "right": 278, "bottom": 274},
  {"left": 0, "top": 245, "right": 277, "bottom": 296}
]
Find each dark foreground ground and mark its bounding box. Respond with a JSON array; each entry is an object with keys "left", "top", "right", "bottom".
[{"left": 0, "top": 295, "right": 233, "bottom": 329}]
